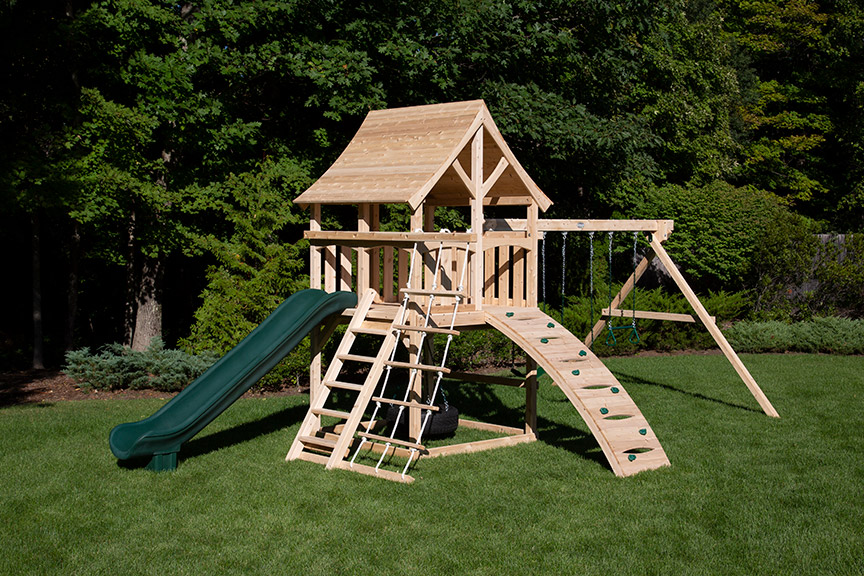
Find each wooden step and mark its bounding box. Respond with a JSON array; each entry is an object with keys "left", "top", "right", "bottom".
[
  {"left": 371, "top": 397, "right": 439, "bottom": 411},
  {"left": 311, "top": 407, "right": 352, "bottom": 420},
  {"left": 351, "top": 326, "right": 391, "bottom": 337},
  {"left": 400, "top": 288, "right": 466, "bottom": 298},
  {"left": 384, "top": 360, "right": 450, "bottom": 374},
  {"left": 337, "top": 353, "right": 377, "bottom": 364},
  {"left": 392, "top": 324, "right": 460, "bottom": 336},
  {"left": 324, "top": 380, "right": 364, "bottom": 392},
  {"left": 356, "top": 431, "right": 426, "bottom": 451},
  {"left": 298, "top": 435, "right": 337, "bottom": 451}
]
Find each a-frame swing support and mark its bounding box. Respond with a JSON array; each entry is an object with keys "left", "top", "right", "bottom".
[{"left": 488, "top": 217, "right": 779, "bottom": 419}]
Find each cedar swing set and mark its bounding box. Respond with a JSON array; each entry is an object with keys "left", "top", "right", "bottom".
[{"left": 286, "top": 100, "right": 779, "bottom": 483}]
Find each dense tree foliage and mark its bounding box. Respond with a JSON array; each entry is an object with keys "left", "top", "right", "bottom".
[{"left": 1, "top": 0, "right": 861, "bottom": 370}]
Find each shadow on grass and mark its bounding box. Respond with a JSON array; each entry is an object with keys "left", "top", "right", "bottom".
[
  {"left": 612, "top": 369, "right": 761, "bottom": 415},
  {"left": 179, "top": 403, "right": 309, "bottom": 463},
  {"left": 442, "top": 378, "right": 611, "bottom": 472}
]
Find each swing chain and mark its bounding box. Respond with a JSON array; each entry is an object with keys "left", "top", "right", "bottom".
[
  {"left": 588, "top": 231, "right": 595, "bottom": 350},
  {"left": 561, "top": 231, "right": 568, "bottom": 324}
]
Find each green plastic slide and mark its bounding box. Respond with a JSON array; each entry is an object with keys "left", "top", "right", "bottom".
[{"left": 109, "top": 289, "right": 357, "bottom": 471}]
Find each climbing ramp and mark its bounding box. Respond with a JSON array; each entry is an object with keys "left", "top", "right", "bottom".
[{"left": 485, "top": 307, "right": 670, "bottom": 477}]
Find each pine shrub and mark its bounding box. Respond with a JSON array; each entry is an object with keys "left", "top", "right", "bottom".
[
  {"left": 64, "top": 338, "right": 218, "bottom": 392},
  {"left": 725, "top": 317, "right": 864, "bottom": 354}
]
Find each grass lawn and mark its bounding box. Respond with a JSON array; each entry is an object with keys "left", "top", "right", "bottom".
[{"left": 1, "top": 354, "right": 862, "bottom": 575}]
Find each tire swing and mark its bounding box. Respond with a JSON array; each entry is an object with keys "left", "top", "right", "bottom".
[{"left": 385, "top": 391, "right": 459, "bottom": 438}]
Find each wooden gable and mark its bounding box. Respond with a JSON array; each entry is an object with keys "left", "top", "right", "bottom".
[{"left": 294, "top": 100, "right": 552, "bottom": 211}]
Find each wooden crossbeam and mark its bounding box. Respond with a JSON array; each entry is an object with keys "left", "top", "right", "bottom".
[
  {"left": 485, "top": 218, "right": 674, "bottom": 236},
  {"left": 601, "top": 308, "right": 715, "bottom": 324}
]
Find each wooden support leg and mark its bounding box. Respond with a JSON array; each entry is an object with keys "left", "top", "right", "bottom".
[
  {"left": 310, "top": 325, "right": 322, "bottom": 410},
  {"left": 586, "top": 253, "right": 655, "bottom": 346},
  {"left": 525, "top": 357, "right": 538, "bottom": 436},
  {"left": 649, "top": 235, "right": 780, "bottom": 418}
]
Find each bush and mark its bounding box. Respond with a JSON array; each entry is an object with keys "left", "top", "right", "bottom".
[
  {"left": 635, "top": 181, "right": 784, "bottom": 291},
  {"left": 725, "top": 317, "right": 864, "bottom": 354},
  {"left": 64, "top": 338, "right": 218, "bottom": 392}
]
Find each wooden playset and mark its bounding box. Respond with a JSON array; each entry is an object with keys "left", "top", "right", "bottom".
[{"left": 286, "top": 100, "right": 779, "bottom": 483}]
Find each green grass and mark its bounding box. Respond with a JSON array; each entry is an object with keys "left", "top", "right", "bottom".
[{"left": 1, "top": 354, "right": 862, "bottom": 575}]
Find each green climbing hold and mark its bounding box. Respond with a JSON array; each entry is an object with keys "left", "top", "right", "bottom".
[
  {"left": 579, "top": 350, "right": 587, "bottom": 357},
  {"left": 540, "top": 338, "right": 549, "bottom": 344},
  {"left": 571, "top": 369, "right": 580, "bottom": 376},
  {"left": 547, "top": 322, "right": 555, "bottom": 328},
  {"left": 505, "top": 312, "right": 514, "bottom": 317},
  {"left": 600, "top": 407, "right": 609, "bottom": 415},
  {"left": 537, "top": 366, "right": 547, "bottom": 378},
  {"left": 639, "top": 428, "right": 647, "bottom": 436},
  {"left": 628, "top": 454, "right": 637, "bottom": 462},
  {"left": 611, "top": 387, "right": 620, "bottom": 394}
]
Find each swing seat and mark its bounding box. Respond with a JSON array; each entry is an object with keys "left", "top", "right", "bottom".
[{"left": 605, "top": 324, "right": 640, "bottom": 346}]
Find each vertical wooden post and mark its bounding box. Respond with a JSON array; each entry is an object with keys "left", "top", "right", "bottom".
[
  {"left": 309, "top": 204, "right": 322, "bottom": 412},
  {"left": 526, "top": 204, "right": 539, "bottom": 306},
  {"left": 357, "top": 204, "right": 371, "bottom": 297},
  {"left": 309, "top": 325, "right": 322, "bottom": 418},
  {"left": 370, "top": 204, "right": 380, "bottom": 297},
  {"left": 424, "top": 206, "right": 435, "bottom": 292},
  {"left": 649, "top": 235, "right": 780, "bottom": 418},
  {"left": 470, "top": 127, "right": 485, "bottom": 308},
  {"left": 525, "top": 357, "right": 538, "bottom": 436},
  {"left": 408, "top": 205, "right": 425, "bottom": 440},
  {"left": 309, "top": 204, "right": 322, "bottom": 290}
]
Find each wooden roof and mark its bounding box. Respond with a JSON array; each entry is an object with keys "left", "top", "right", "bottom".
[{"left": 294, "top": 100, "right": 552, "bottom": 211}]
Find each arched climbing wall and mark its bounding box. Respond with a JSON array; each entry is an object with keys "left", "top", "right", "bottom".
[{"left": 485, "top": 306, "right": 670, "bottom": 476}]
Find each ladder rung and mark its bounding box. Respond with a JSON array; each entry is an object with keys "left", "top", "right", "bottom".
[
  {"left": 337, "top": 353, "right": 376, "bottom": 363},
  {"left": 311, "top": 407, "right": 352, "bottom": 420},
  {"left": 298, "top": 435, "right": 337, "bottom": 450},
  {"left": 384, "top": 360, "right": 450, "bottom": 374},
  {"left": 356, "top": 431, "right": 426, "bottom": 451},
  {"left": 351, "top": 326, "right": 390, "bottom": 336},
  {"left": 392, "top": 324, "right": 460, "bottom": 336},
  {"left": 324, "top": 380, "right": 364, "bottom": 392},
  {"left": 400, "top": 288, "right": 466, "bottom": 298},
  {"left": 371, "top": 397, "right": 439, "bottom": 412}
]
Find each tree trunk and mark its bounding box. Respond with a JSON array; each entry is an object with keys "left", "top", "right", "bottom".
[
  {"left": 64, "top": 221, "right": 80, "bottom": 352},
  {"left": 130, "top": 255, "right": 163, "bottom": 352},
  {"left": 32, "top": 213, "right": 45, "bottom": 369},
  {"left": 123, "top": 210, "right": 136, "bottom": 347}
]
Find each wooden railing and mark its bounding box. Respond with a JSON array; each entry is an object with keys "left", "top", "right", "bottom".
[
  {"left": 482, "top": 231, "right": 535, "bottom": 307},
  {"left": 305, "top": 229, "right": 540, "bottom": 309},
  {"left": 306, "top": 231, "right": 478, "bottom": 306}
]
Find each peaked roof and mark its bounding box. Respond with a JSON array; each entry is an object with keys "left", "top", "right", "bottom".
[{"left": 294, "top": 100, "right": 552, "bottom": 211}]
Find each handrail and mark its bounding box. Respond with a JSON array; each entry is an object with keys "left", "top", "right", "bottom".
[{"left": 305, "top": 230, "right": 477, "bottom": 248}]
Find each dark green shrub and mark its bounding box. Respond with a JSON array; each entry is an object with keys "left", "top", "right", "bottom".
[
  {"left": 635, "top": 181, "right": 783, "bottom": 290},
  {"left": 725, "top": 317, "right": 864, "bottom": 354},
  {"left": 64, "top": 338, "right": 218, "bottom": 392}
]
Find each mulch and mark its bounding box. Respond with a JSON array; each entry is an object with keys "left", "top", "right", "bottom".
[{"left": 0, "top": 369, "right": 307, "bottom": 408}]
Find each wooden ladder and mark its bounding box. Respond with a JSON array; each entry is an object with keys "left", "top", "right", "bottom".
[{"left": 286, "top": 288, "right": 407, "bottom": 482}]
